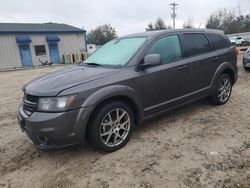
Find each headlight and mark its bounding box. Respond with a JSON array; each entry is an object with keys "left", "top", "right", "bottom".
[{"left": 37, "top": 94, "right": 77, "bottom": 112}]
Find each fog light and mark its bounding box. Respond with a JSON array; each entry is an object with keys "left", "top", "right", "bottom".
[{"left": 39, "top": 136, "right": 53, "bottom": 146}]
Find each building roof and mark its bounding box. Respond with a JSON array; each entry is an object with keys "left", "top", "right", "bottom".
[{"left": 0, "top": 23, "right": 86, "bottom": 34}]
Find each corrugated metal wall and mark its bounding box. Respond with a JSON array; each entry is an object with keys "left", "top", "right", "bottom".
[
  {"left": 0, "top": 33, "right": 86, "bottom": 69},
  {"left": 0, "top": 35, "right": 22, "bottom": 69}
]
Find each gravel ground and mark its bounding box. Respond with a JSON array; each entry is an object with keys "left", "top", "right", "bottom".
[{"left": 0, "top": 54, "right": 249, "bottom": 188}]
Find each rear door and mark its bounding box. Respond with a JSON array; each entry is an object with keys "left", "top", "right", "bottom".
[
  {"left": 206, "top": 32, "right": 234, "bottom": 66},
  {"left": 182, "top": 33, "right": 217, "bottom": 90}
]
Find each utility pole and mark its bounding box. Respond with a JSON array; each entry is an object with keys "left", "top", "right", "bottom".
[
  {"left": 169, "top": 2, "right": 178, "bottom": 29},
  {"left": 238, "top": 1, "right": 241, "bottom": 16}
]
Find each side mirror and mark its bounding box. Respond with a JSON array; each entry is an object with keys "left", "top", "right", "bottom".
[{"left": 140, "top": 54, "right": 162, "bottom": 69}]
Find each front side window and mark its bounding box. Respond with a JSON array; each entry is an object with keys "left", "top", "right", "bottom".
[
  {"left": 34, "top": 45, "right": 46, "bottom": 56},
  {"left": 183, "top": 33, "right": 210, "bottom": 57},
  {"left": 146, "top": 35, "right": 182, "bottom": 64},
  {"left": 84, "top": 37, "right": 146, "bottom": 67}
]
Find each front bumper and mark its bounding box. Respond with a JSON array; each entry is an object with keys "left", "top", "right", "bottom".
[{"left": 17, "top": 104, "right": 90, "bottom": 149}]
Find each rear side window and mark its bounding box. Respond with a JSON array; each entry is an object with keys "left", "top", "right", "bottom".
[
  {"left": 147, "top": 35, "right": 182, "bottom": 64},
  {"left": 207, "top": 33, "right": 230, "bottom": 50},
  {"left": 183, "top": 33, "right": 210, "bottom": 57}
]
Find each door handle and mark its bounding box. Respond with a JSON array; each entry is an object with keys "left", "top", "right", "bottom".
[
  {"left": 177, "top": 64, "right": 188, "bottom": 70},
  {"left": 211, "top": 57, "right": 219, "bottom": 61}
]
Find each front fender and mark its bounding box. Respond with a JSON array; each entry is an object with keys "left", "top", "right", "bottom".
[
  {"left": 81, "top": 85, "right": 143, "bottom": 126},
  {"left": 81, "top": 85, "right": 139, "bottom": 107}
]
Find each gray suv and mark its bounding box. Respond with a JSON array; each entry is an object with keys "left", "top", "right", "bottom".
[{"left": 17, "top": 29, "right": 238, "bottom": 152}]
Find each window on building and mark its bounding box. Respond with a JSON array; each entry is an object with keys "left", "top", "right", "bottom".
[
  {"left": 34, "top": 45, "right": 46, "bottom": 56},
  {"left": 183, "top": 33, "right": 210, "bottom": 57}
]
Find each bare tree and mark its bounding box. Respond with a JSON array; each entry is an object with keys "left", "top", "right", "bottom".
[{"left": 206, "top": 8, "right": 250, "bottom": 34}]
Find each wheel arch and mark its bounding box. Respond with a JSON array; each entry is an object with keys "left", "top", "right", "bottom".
[
  {"left": 222, "top": 68, "right": 235, "bottom": 84},
  {"left": 82, "top": 85, "right": 143, "bottom": 139},
  {"left": 211, "top": 62, "right": 237, "bottom": 88}
]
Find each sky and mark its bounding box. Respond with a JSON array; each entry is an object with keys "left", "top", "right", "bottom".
[{"left": 0, "top": 0, "right": 249, "bottom": 36}]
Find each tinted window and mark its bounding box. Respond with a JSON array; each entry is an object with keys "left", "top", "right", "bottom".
[
  {"left": 207, "top": 33, "right": 230, "bottom": 50},
  {"left": 183, "top": 33, "right": 210, "bottom": 57},
  {"left": 34, "top": 45, "right": 46, "bottom": 56},
  {"left": 147, "top": 35, "right": 182, "bottom": 64}
]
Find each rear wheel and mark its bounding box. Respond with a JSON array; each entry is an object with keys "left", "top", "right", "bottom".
[
  {"left": 88, "top": 101, "right": 134, "bottom": 152},
  {"left": 210, "top": 74, "right": 232, "bottom": 105}
]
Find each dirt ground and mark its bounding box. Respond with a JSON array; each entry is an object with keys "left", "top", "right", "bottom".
[{"left": 0, "top": 54, "right": 249, "bottom": 188}]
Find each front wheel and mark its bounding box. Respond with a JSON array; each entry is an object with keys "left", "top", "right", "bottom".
[
  {"left": 210, "top": 74, "right": 232, "bottom": 105},
  {"left": 88, "top": 101, "right": 134, "bottom": 152}
]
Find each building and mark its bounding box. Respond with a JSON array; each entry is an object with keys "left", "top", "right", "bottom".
[
  {"left": 0, "top": 23, "right": 86, "bottom": 69},
  {"left": 87, "top": 44, "right": 99, "bottom": 54}
]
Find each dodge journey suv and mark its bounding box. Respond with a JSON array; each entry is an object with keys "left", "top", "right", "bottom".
[{"left": 17, "top": 29, "right": 238, "bottom": 152}]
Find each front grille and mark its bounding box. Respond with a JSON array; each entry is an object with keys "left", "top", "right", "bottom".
[
  {"left": 26, "top": 94, "right": 38, "bottom": 103},
  {"left": 23, "top": 94, "right": 38, "bottom": 115}
]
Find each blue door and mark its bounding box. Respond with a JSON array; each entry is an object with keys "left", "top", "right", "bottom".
[
  {"left": 48, "top": 43, "right": 60, "bottom": 64},
  {"left": 19, "top": 45, "right": 33, "bottom": 67}
]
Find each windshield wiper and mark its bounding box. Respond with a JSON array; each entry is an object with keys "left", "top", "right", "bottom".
[{"left": 84, "top": 62, "right": 103, "bottom": 67}]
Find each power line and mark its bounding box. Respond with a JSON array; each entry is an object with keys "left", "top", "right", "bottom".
[{"left": 169, "top": 2, "right": 178, "bottom": 29}]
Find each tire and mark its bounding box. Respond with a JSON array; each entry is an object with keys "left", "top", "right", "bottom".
[
  {"left": 210, "top": 74, "right": 232, "bottom": 105},
  {"left": 88, "top": 101, "right": 134, "bottom": 152}
]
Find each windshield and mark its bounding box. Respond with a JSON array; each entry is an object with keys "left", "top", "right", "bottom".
[{"left": 84, "top": 37, "right": 146, "bottom": 67}]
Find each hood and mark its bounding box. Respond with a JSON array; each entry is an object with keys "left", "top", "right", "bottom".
[{"left": 23, "top": 65, "right": 120, "bottom": 96}]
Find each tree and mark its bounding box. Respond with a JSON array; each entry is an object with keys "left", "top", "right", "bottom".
[
  {"left": 146, "top": 23, "right": 154, "bottom": 31},
  {"left": 154, "top": 18, "right": 167, "bottom": 30},
  {"left": 206, "top": 8, "right": 250, "bottom": 34},
  {"left": 146, "top": 18, "right": 172, "bottom": 31},
  {"left": 238, "top": 15, "right": 250, "bottom": 32},
  {"left": 87, "top": 24, "right": 117, "bottom": 45}
]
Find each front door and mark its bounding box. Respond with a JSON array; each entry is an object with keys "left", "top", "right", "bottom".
[
  {"left": 141, "top": 35, "right": 192, "bottom": 117},
  {"left": 19, "top": 45, "right": 33, "bottom": 67},
  {"left": 48, "top": 43, "right": 60, "bottom": 64}
]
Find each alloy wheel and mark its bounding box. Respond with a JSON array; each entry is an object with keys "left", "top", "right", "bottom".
[
  {"left": 217, "top": 77, "right": 231, "bottom": 103},
  {"left": 100, "top": 108, "right": 130, "bottom": 147}
]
